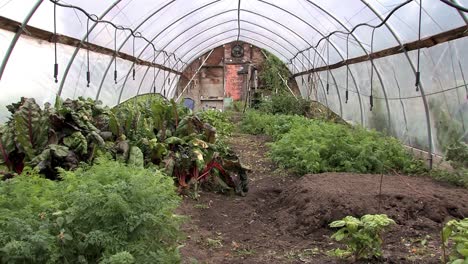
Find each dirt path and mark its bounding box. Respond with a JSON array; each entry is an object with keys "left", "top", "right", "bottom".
[
  {"left": 178, "top": 133, "right": 468, "bottom": 263},
  {"left": 178, "top": 133, "right": 307, "bottom": 263}
]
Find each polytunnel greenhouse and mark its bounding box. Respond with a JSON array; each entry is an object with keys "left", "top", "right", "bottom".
[{"left": 0, "top": 0, "right": 467, "bottom": 263}]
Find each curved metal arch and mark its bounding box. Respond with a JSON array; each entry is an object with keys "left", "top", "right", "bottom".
[
  {"left": 119, "top": 9, "right": 342, "bottom": 107},
  {"left": 302, "top": 0, "right": 395, "bottom": 125},
  {"left": 0, "top": 0, "right": 44, "bottom": 81},
  {"left": 138, "top": 21, "right": 335, "bottom": 105},
  {"left": 452, "top": 0, "right": 468, "bottom": 23},
  {"left": 152, "top": 21, "right": 314, "bottom": 101},
  {"left": 168, "top": 34, "right": 333, "bottom": 104},
  {"left": 169, "top": 30, "right": 337, "bottom": 101},
  {"left": 57, "top": 0, "right": 122, "bottom": 96},
  {"left": 114, "top": 9, "right": 238, "bottom": 103},
  {"left": 167, "top": 35, "right": 306, "bottom": 98},
  {"left": 96, "top": 0, "right": 224, "bottom": 100},
  {"left": 257, "top": 0, "right": 382, "bottom": 126},
  {"left": 239, "top": 9, "right": 349, "bottom": 115},
  {"left": 361, "top": 0, "right": 434, "bottom": 166},
  {"left": 164, "top": 28, "right": 311, "bottom": 96},
  {"left": 117, "top": 5, "right": 330, "bottom": 92},
  {"left": 170, "top": 9, "right": 345, "bottom": 114},
  {"left": 115, "top": 6, "right": 342, "bottom": 106},
  {"left": 153, "top": 30, "right": 303, "bottom": 98},
  {"left": 94, "top": 0, "right": 179, "bottom": 100},
  {"left": 109, "top": 0, "right": 225, "bottom": 100},
  {"left": 108, "top": 9, "right": 237, "bottom": 103}
]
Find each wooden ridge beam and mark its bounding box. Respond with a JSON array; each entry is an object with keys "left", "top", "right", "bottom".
[
  {"left": 293, "top": 25, "right": 468, "bottom": 77},
  {"left": 0, "top": 15, "right": 182, "bottom": 75}
]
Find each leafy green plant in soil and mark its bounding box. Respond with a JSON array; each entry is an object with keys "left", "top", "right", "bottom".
[
  {"left": 422, "top": 141, "right": 468, "bottom": 188},
  {"left": 242, "top": 111, "right": 420, "bottom": 174},
  {"left": 442, "top": 218, "right": 468, "bottom": 264},
  {"left": 0, "top": 97, "right": 111, "bottom": 179},
  {"left": 269, "top": 120, "right": 419, "bottom": 174},
  {"left": 197, "top": 109, "right": 234, "bottom": 138},
  {"left": 329, "top": 214, "right": 395, "bottom": 261},
  {"left": 241, "top": 110, "right": 307, "bottom": 140},
  {"left": 257, "top": 92, "right": 311, "bottom": 116},
  {"left": 0, "top": 159, "right": 181, "bottom": 263}
]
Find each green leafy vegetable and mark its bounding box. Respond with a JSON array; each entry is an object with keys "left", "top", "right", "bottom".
[
  {"left": 329, "top": 214, "right": 395, "bottom": 260},
  {"left": 442, "top": 218, "right": 468, "bottom": 264}
]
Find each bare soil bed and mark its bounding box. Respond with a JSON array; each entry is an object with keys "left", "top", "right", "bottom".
[{"left": 178, "top": 133, "right": 468, "bottom": 263}]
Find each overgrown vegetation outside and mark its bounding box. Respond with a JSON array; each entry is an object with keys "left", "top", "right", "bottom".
[{"left": 0, "top": 159, "right": 182, "bottom": 263}]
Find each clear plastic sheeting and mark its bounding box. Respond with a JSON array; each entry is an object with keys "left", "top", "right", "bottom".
[{"left": 0, "top": 0, "right": 467, "bottom": 160}]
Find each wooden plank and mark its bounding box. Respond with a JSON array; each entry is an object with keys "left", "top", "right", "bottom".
[
  {"left": 0, "top": 15, "right": 182, "bottom": 75},
  {"left": 293, "top": 25, "right": 468, "bottom": 77}
]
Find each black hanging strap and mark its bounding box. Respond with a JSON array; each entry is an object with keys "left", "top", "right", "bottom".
[
  {"left": 86, "top": 17, "right": 90, "bottom": 87},
  {"left": 114, "top": 27, "right": 118, "bottom": 84},
  {"left": 53, "top": 1, "right": 58, "bottom": 83},
  {"left": 415, "top": 0, "right": 423, "bottom": 91},
  {"left": 132, "top": 35, "right": 136, "bottom": 80},
  {"left": 153, "top": 48, "right": 156, "bottom": 94},
  {"left": 345, "top": 35, "right": 349, "bottom": 104},
  {"left": 163, "top": 52, "right": 166, "bottom": 95},
  {"left": 370, "top": 28, "right": 376, "bottom": 111},
  {"left": 326, "top": 39, "right": 330, "bottom": 95}
]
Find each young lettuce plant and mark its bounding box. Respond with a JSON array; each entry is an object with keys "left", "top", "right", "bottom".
[
  {"left": 442, "top": 218, "right": 468, "bottom": 264},
  {"left": 329, "top": 214, "right": 395, "bottom": 261}
]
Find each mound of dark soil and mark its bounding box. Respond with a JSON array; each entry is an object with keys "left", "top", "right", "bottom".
[{"left": 263, "top": 173, "right": 468, "bottom": 236}]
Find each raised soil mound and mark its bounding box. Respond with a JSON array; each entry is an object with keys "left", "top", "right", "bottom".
[{"left": 263, "top": 173, "right": 468, "bottom": 236}]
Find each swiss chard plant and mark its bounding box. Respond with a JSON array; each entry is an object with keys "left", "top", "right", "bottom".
[
  {"left": 109, "top": 97, "right": 248, "bottom": 196},
  {"left": 329, "top": 214, "right": 396, "bottom": 261}
]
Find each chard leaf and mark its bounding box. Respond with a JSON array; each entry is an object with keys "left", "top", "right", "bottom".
[
  {"left": 63, "top": 132, "right": 88, "bottom": 155},
  {"left": 13, "top": 98, "right": 49, "bottom": 160},
  {"left": 127, "top": 146, "right": 144, "bottom": 167},
  {"left": 0, "top": 125, "right": 15, "bottom": 170}
]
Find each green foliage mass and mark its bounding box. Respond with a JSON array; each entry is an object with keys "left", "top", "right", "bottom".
[
  {"left": 259, "top": 50, "right": 290, "bottom": 92},
  {"left": 442, "top": 218, "right": 468, "bottom": 264},
  {"left": 197, "top": 110, "right": 234, "bottom": 138},
  {"left": 258, "top": 93, "right": 311, "bottom": 116},
  {"left": 242, "top": 111, "right": 421, "bottom": 174},
  {"left": 428, "top": 141, "right": 468, "bottom": 188},
  {"left": 241, "top": 111, "right": 306, "bottom": 140},
  {"left": 329, "top": 214, "right": 395, "bottom": 260},
  {"left": 0, "top": 159, "right": 181, "bottom": 263},
  {"left": 0, "top": 95, "right": 248, "bottom": 195}
]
